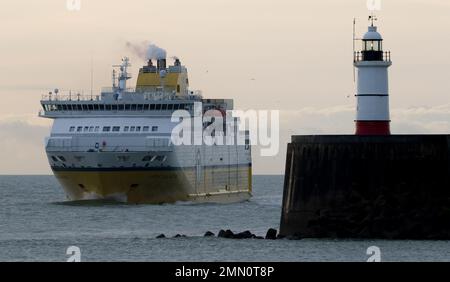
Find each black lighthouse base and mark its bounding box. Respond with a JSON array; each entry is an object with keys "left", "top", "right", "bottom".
[{"left": 280, "top": 135, "right": 450, "bottom": 239}]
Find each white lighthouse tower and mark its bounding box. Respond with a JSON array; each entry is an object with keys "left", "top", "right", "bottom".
[{"left": 354, "top": 16, "right": 392, "bottom": 135}]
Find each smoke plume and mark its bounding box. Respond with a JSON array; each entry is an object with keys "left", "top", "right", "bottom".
[{"left": 126, "top": 41, "right": 167, "bottom": 60}]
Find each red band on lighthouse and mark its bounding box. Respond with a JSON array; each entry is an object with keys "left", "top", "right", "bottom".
[{"left": 355, "top": 121, "right": 390, "bottom": 135}]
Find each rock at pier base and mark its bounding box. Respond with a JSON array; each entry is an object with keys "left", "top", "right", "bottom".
[
  {"left": 233, "top": 231, "right": 254, "bottom": 239},
  {"left": 218, "top": 229, "right": 235, "bottom": 238},
  {"left": 224, "top": 230, "right": 235, "bottom": 238},
  {"left": 204, "top": 231, "right": 215, "bottom": 237},
  {"left": 265, "top": 228, "right": 277, "bottom": 240}
]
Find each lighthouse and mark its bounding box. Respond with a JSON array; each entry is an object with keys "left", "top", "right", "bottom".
[
  {"left": 354, "top": 17, "right": 392, "bottom": 135},
  {"left": 281, "top": 10, "right": 450, "bottom": 240}
]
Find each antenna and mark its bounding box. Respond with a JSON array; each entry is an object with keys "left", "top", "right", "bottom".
[
  {"left": 90, "top": 56, "right": 94, "bottom": 100},
  {"left": 368, "top": 13, "right": 378, "bottom": 27},
  {"left": 353, "top": 18, "right": 356, "bottom": 83},
  {"left": 352, "top": 18, "right": 363, "bottom": 83}
]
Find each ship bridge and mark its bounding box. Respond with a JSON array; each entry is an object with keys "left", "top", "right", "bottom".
[{"left": 39, "top": 57, "right": 234, "bottom": 118}]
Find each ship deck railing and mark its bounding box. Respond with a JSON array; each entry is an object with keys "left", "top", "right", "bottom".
[
  {"left": 353, "top": 51, "right": 392, "bottom": 63},
  {"left": 41, "top": 91, "right": 203, "bottom": 103},
  {"left": 41, "top": 94, "right": 102, "bottom": 102}
]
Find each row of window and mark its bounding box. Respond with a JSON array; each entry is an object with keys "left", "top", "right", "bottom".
[
  {"left": 44, "top": 103, "right": 192, "bottom": 112},
  {"left": 68, "top": 126, "right": 159, "bottom": 133},
  {"left": 363, "top": 40, "right": 383, "bottom": 52},
  {"left": 51, "top": 155, "right": 166, "bottom": 163}
]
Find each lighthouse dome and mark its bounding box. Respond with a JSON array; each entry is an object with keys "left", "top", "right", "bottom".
[{"left": 363, "top": 26, "right": 382, "bottom": 40}]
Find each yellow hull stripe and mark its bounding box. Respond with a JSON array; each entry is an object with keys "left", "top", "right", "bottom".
[{"left": 53, "top": 167, "right": 252, "bottom": 204}]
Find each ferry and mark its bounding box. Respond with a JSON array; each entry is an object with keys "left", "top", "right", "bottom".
[{"left": 39, "top": 56, "right": 252, "bottom": 204}]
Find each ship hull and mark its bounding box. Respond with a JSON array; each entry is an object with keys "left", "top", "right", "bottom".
[{"left": 53, "top": 166, "right": 252, "bottom": 204}]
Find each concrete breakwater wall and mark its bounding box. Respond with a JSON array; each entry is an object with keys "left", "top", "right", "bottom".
[{"left": 280, "top": 135, "right": 450, "bottom": 239}]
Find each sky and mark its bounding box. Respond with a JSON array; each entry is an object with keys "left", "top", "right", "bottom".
[{"left": 0, "top": 0, "right": 449, "bottom": 174}]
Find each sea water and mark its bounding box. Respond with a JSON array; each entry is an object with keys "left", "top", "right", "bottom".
[{"left": 0, "top": 175, "right": 449, "bottom": 262}]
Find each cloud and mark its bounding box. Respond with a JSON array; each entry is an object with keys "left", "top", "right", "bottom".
[
  {"left": 0, "top": 114, "right": 52, "bottom": 127},
  {"left": 0, "top": 104, "right": 449, "bottom": 174},
  {"left": 251, "top": 104, "right": 450, "bottom": 174},
  {"left": 0, "top": 117, "right": 51, "bottom": 174},
  {"left": 391, "top": 105, "right": 450, "bottom": 134},
  {"left": 277, "top": 104, "right": 450, "bottom": 135}
]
